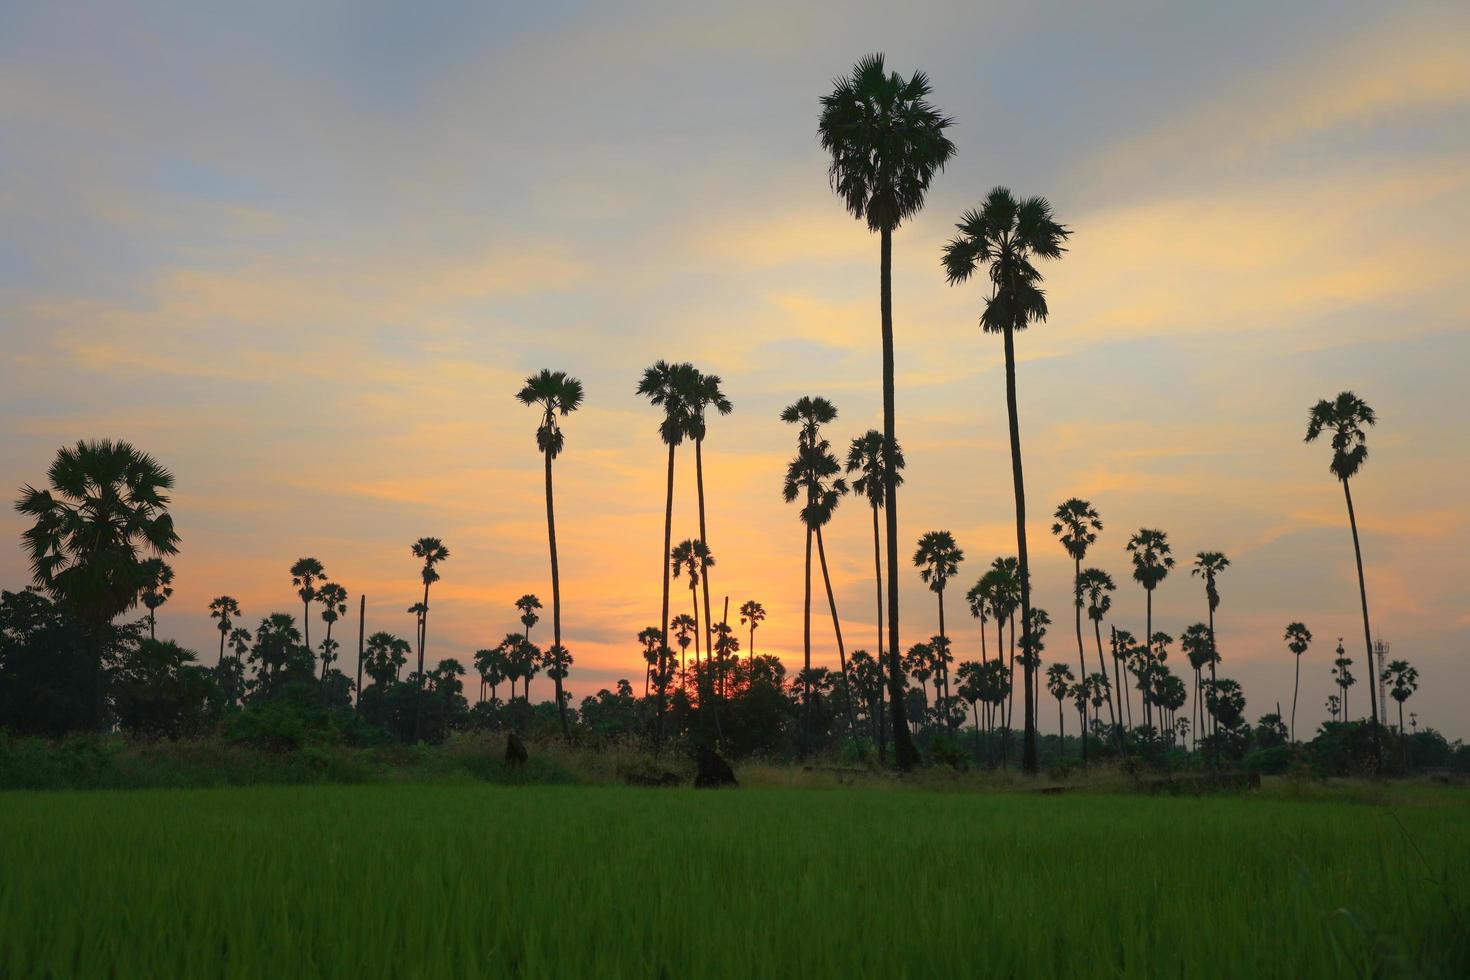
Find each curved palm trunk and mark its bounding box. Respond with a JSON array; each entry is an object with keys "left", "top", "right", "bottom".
[
  {"left": 1291, "top": 655, "right": 1301, "bottom": 742},
  {"left": 544, "top": 446, "right": 571, "bottom": 741},
  {"left": 802, "top": 525, "right": 813, "bottom": 745},
  {"left": 656, "top": 442, "right": 676, "bottom": 745},
  {"left": 1001, "top": 323, "right": 1039, "bottom": 774},
  {"left": 1091, "top": 619, "right": 1116, "bottom": 728},
  {"left": 695, "top": 438, "right": 716, "bottom": 701},
  {"left": 1342, "top": 478, "right": 1381, "bottom": 762},
  {"left": 1073, "top": 557, "right": 1087, "bottom": 767},
  {"left": 413, "top": 579, "right": 430, "bottom": 742},
  {"left": 816, "top": 526, "right": 857, "bottom": 740},
  {"left": 355, "top": 596, "right": 365, "bottom": 712},
  {"left": 879, "top": 227, "right": 920, "bottom": 770},
  {"left": 870, "top": 503, "right": 885, "bottom": 673}
]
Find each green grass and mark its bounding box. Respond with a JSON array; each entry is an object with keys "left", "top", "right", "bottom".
[{"left": 1, "top": 784, "right": 1466, "bottom": 978}]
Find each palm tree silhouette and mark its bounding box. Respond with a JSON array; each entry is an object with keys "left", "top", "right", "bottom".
[
  {"left": 1181, "top": 623, "right": 1215, "bottom": 752},
  {"left": 316, "top": 582, "right": 348, "bottom": 683},
  {"left": 846, "top": 430, "right": 905, "bottom": 685},
  {"left": 1052, "top": 498, "right": 1102, "bottom": 764},
  {"left": 409, "top": 536, "right": 449, "bottom": 741},
  {"left": 1046, "top": 662, "right": 1075, "bottom": 749},
  {"left": 637, "top": 359, "right": 696, "bottom": 737},
  {"left": 289, "top": 557, "right": 326, "bottom": 653},
  {"left": 209, "top": 596, "right": 242, "bottom": 669},
  {"left": 670, "top": 613, "right": 697, "bottom": 689},
  {"left": 517, "top": 369, "right": 583, "bottom": 740},
  {"left": 681, "top": 368, "right": 733, "bottom": 660},
  {"left": 515, "top": 594, "right": 542, "bottom": 643},
  {"left": 1305, "top": 391, "right": 1383, "bottom": 750},
  {"left": 913, "top": 530, "right": 963, "bottom": 731},
  {"left": 1284, "top": 622, "right": 1313, "bottom": 742},
  {"left": 1076, "top": 568, "right": 1119, "bottom": 736},
  {"left": 738, "top": 600, "right": 766, "bottom": 671},
  {"left": 1126, "top": 528, "right": 1174, "bottom": 688},
  {"left": 943, "top": 188, "right": 1071, "bottom": 774},
  {"left": 670, "top": 538, "right": 715, "bottom": 720},
  {"left": 1191, "top": 550, "right": 1229, "bottom": 760},
  {"left": 782, "top": 397, "right": 855, "bottom": 741},
  {"left": 139, "top": 558, "right": 174, "bottom": 639},
  {"left": 1382, "top": 659, "right": 1418, "bottom": 765},
  {"left": 820, "top": 55, "right": 953, "bottom": 770}
]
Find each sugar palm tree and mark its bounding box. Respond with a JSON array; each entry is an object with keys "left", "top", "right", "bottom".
[
  {"left": 670, "top": 538, "right": 714, "bottom": 674},
  {"left": 209, "top": 596, "right": 242, "bottom": 669},
  {"left": 1284, "top": 622, "right": 1313, "bottom": 742},
  {"left": 637, "top": 360, "right": 696, "bottom": 728},
  {"left": 965, "top": 578, "right": 990, "bottom": 666},
  {"left": 670, "top": 613, "right": 697, "bottom": 688},
  {"left": 1382, "top": 659, "right": 1418, "bottom": 765},
  {"left": 1181, "top": 623, "right": 1215, "bottom": 752},
  {"left": 1046, "top": 662, "right": 1075, "bottom": 749},
  {"left": 1305, "top": 391, "right": 1382, "bottom": 743},
  {"left": 739, "top": 600, "right": 766, "bottom": 671},
  {"left": 782, "top": 398, "right": 855, "bottom": 740},
  {"left": 15, "top": 439, "right": 181, "bottom": 632},
  {"left": 316, "top": 582, "right": 348, "bottom": 682},
  {"left": 1126, "top": 528, "right": 1175, "bottom": 688},
  {"left": 1076, "top": 567, "right": 1118, "bottom": 732},
  {"left": 846, "top": 430, "right": 905, "bottom": 680},
  {"left": 289, "top": 558, "right": 326, "bottom": 653},
  {"left": 1191, "top": 550, "right": 1229, "bottom": 756},
  {"left": 515, "top": 594, "right": 541, "bottom": 643},
  {"left": 410, "top": 536, "right": 449, "bottom": 741},
  {"left": 943, "top": 188, "right": 1071, "bottom": 775},
  {"left": 820, "top": 55, "right": 953, "bottom": 770},
  {"left": 682, "top": 368, "right": 733, "bottom": 658},
  {"left": 139, "top": 558, "right": 173, "bottom": 639},
  {"left": 517, "top": 370, "right": 582, "bottom": 740},
  {"left": 1052, "top": 498, "right": 1102, "bottom": 764},
  {"left": 913, "top": 530, "right": 963, "bottom": 725}
]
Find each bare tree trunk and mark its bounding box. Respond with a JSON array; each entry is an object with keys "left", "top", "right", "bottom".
[
  {"left": 544, "top": 446, "right": 571, "bottom": 740},
  {"left": 1001, "top": 322, "right": 1038, "bottom": 774},
  {"left": 695, "top": 438, "right": 715, "bottom": 700},
  {"left": 1073, "top": 556, "right": 1087, "bottom": 767},
  {"left": 1291, "top": 655, "right": 1301, "bottom": 743},
  {"left": 1342, "top": 478, "right": 1381, "bottom": 766},
  {"left": 656, "top": 442, "right": 675, "bottom": 746},
  {"left": 816, "top": 526, "right": 857, "bottom": 741}
]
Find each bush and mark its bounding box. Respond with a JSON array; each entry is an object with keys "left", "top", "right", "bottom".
[{"left": 1242, "top": 745, "right": 1291, "bottom": 775}]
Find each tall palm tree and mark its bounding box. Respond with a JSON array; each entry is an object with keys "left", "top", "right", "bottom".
[
  {"left": 1382, "top": 659, "right": 1418, "bottom": 765},
  {"left": 1305, "top": 391, "right": 1383, "bottom": 745},
  {"left": 682, "top": 368, "right": 733, "bottom": 660},
  {"left": 1076, "top": 568, "right": 1118, "bottom": 733},
  {"left": 410, "top": 536, "right": 449, "bottom": 742},
  {"left": 943, "top": 188, "right": 1071, "bottom": 774},
  {"left": 846, "top": 430, "right": 905, "bottom": 681},
  {"left": 1125, "top": 528, "right": 1174, "bottom": 683},
  {"left": 670, "top": 539, "right": 714, "bottom": 691},
  {"left": 1181, "top": 623, "right": 1214, "bottom": 753},
  {"left": 1052, "top": 498, "right": 1102, "bottom": 764},
  {"left": 209, "top": 596, "right": 242, "bottom": 669},
  {"left": 1284, "top": 622, "right": 1313, "bottom": 742},
  {"left": 820, "top": 55, "right": 953, "bottom": 770},
  {"left": 139, "top": 558, "right": 174, "bottom": 639},
  {"left": 316, "top": 582, "right": 348, "bottom": 682},
  {"left": 289, "top": 557, "right": 326, "bottom": 653},
  {"left": 637, "top": 359, "right": 696, "bottom": 736},
  {"left": 738, "top": 600, "right": 766, "bottom": 671},
  {"left": 670, "top": 613, "right": 697, "bottom": 688},
  {"left": 913, "top": 530, "right": 963, "bottom": 727},
  {"left": 515, "top": 594, "right": 542, "bottom": 642},
  {"left": 782, "top": 398, "right": 856, "bottom": 740},
  {"left": 1191, "top": 550, "right": 1229, "bottom": 756},
  {"left": 965, "top": 578, "right": 990, "bottom": 666},
  {"left": 517, "top": 369, "right": 584, "bottom": 740},
  {"left": 1046, "top": 662, "right": 1075, "bottom": 748}
]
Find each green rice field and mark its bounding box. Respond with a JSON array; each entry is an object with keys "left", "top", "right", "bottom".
[{"left": 2, "top": 782, "right": 1466, "bottom": 978}]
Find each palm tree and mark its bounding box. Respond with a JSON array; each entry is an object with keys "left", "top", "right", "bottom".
[
  {"left": 943, "top": 188, "right": 1071, "bottom": 775},
  {"left": 515, "top": 594, "right": 542, "bottom": 642},
  {"left": 1191, "top": 550, "right": 1229, "bottom": 757},
  {"left": 1382, "top": 659, "right": 1418, "bottom": 766},
  {"left": 682, "top": 368, "right": 733, "bottom": 659},
  {"left": 1305, "top": 391, "right": 1383, "bottom": 746},
  {"left": 913, "top": 530, "right": 963, "bottom": 728},
  {"left": 209, "top": 596, "right": 242, "bottom": 669},
  {"left": 670, "top": 538, "right": 714, "bottom": 677},
  {"left": 316, "top": 582, "right": 348, "bottom": 682},
  {"left": 820, "top": 55, "right": 953, "bottom": 770},
  {"left": 1052, "top": 498, "right": 1102, "bottom": 764},
  {"left": 139, "top": 558, "right": 174, "bottom": 639},
  {"left": 670, "top": 613, "right": 697, "bottom": 688},
  {"left": 637, "top": 360, "right": 696, "bottom": 736},
  {"left": 1181, "top": 623, "right": 1215, "bottom": 753},
  {"left": 1125, "top": 529, "right": 1175, "bottom": 697},
  {"left": 1331, "top": 639, "right": 1355, "bottom": 721},
  {"left": 782, "top": 398, "right": 855, "bottom": 740},
  {"left": 846, "top": 430, "right": 905, "bottom": 684},
  {"left": 1046, "top": 663, "right": 1075, "bottom": 749},
  {"left": 1284, "top": 622, "right": 1313, "bottom": 742},
  {"left": 410, "top": 537, "right": 449, "bottom": 741},
  {"left": 739, "top": 600, "right": 766, "bottom": 671},
  {"left": 15, "top": 439, "right": 181, "bottom": 633},
  {"left": 965, "top": 578, "right": 990, "bottom": 667},
  {"left": 1076, "top": 568, "right": 1119, "bottom": 734},
  {"left": 288, "top": 558, "right": 326, "bottom": 652},
  {"left": 517, "top": 370, "right": 583, "bottom": 739}
]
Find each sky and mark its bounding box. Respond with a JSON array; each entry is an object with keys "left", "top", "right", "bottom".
[{"left": 2, "top": 0, "right": 1467, "bottom": 738}]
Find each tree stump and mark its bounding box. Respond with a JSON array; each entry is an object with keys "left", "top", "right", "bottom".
[
  {"left": 505, "top": 732, "right": 528, "bottom": 770},
  {"left": 694, "top": 746, "right": 737, "bottom": 788}
]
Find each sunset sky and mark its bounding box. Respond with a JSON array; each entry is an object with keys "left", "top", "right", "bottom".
[{"left": 3, "top": 1, "right": 1467, "bottom": 736}]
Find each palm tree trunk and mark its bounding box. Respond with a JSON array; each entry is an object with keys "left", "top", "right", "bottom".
[
  {"left": 303, "top": 599, "right": 311, "bottom": 654},
  {"left": 695, "top": 437, "right": 716, "bottom": 698},
  {"left": 1342, "top": 477, "right": 1381, "bottom": 761},
  {"left": 938, "top": 588, "right": 953, "bottom": 733},
  {"left": 544, "top": 446, "right": 571, "bottom": 741},
  {"left": 870, "top": 502, "right": 885, "bottom": 670},
  {"left": 816, "top": 526, "right": 857, "bottom": 741},
  {"left": 657, "top": 442, "right": 675, "bottom": 745},
  {"left": 217, "top": 628, "right": 225, "bottom": 669},
  {"left": 802, "top": 525, "right": 813, "bottom": 744},
  {"left": 1291, "top": 655, "right": 1301, "bottom": 743},
  {"left": 1092, "top": 619, "right": 1115, "bottom": 728},
  {"left": 1001, "top": 323, "right": 1039, "bottom": 775},
  {"left": 1073, "top": 557, "right": 1087, "bottom": 767},
  {"left": 879, "top": 226, "right": 919, "bottom": 770}
]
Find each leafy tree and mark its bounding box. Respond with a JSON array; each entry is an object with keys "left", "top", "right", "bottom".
[
  {"left": 820, "top": 54, "right": 953, "bottom": 769},
  {"left": 1331, "top": 639, "right": 1356, "bottom": 722},
  {"left": 139, "top": 558, "right": 174, "bottom": 639},
  {"left": 112, "top": 638, "right": 213, "bottom": 738},
  {"left": 209, "top": 596, "right": 242, "bottom": 669},
  {"left": 1052, "top": 498, "right": 1102, "bottom": 764},
  {"left": 943, "top": 188, "right": 1070, "bottom": 774},
  {"left": 670, "top": 613, "right": 697, "bottom": 689},
  {"left": 517, "top": 369, "right": 584, "bottom": 740},
  {"left": 1284, "top": 622, "right": 1313, "bottom": 742},
  {"left": 0, "top": 587, "right": 113, "bottom": 734},
  {"left": 364, "top": 632, "right": 410, "bottom": 687},
  {"left": 1382, "top": 658, "right": 1418, "bottom": 768},
  {"left": 1181, "top": 623, "right": 1216, "bottom": 752},
  {"left": 914, "top": 530, "right": 964, "bottom": 730}
]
